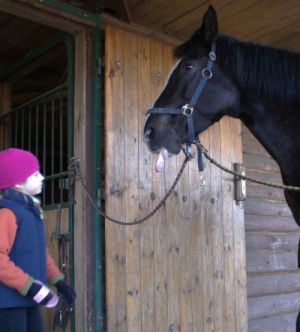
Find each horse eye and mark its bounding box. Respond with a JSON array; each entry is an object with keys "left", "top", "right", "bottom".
[{"left": 183, "top": 64, "right": 194, "bottom": 72}]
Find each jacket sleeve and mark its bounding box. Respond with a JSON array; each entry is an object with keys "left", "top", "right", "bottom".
[
  {"left": 46, "top": 251, "right": 64, "bottom": 284},
  {"left": 0, "top": 208, "right": 32, "bottom": 295}
]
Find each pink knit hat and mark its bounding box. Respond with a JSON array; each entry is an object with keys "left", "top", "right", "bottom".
[{"left": 0, "top": 148, "right": 40, "bottom": 189}]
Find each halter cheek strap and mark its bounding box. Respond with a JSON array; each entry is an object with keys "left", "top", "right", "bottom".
[{"left": 146, "top": 42, "right": 217, "bottom": 171}]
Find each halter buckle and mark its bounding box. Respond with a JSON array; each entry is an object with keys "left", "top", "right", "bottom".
[{"left": 182, "top": 104, "right": 193, "bottom": 116}]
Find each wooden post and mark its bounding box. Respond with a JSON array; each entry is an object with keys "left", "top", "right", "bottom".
[{"left": 73, "top": 30, "right": 94, "bottom": 332}]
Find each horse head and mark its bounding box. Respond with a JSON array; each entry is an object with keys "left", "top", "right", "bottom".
[{"left": 143, "top": 6, "right": 239, "bottom": 168}]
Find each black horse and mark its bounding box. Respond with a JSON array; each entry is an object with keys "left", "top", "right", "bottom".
[{"left": 143, "top": 5, "right": 300, "bottom": 330}]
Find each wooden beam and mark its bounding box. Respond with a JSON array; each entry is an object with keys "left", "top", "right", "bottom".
[
  {"left": 11, "top": 0, "right": 181, "bottom": 46},
  {"left": 98, "top": 0, "right": 132, "bottom": 22},
  {"left": 0, "top": 0, "right": 89, "bottom": 33},
  {"left": 101, "top": 12, "right": 182, "bottom": 46},
  {"left": 73, "top": 29, "right": 94, "bottom": 332}
]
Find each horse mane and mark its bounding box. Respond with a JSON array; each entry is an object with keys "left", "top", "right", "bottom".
[
  {"left": 216, "top": 36, "right": 300, "bottom": 106},
  {"left": 175, "top": 35, "right": 300, "bottom": 107}
]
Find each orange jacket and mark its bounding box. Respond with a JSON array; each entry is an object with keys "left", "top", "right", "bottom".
[{"left": 0, "top": 208, "right": 63, "bottom": 294}]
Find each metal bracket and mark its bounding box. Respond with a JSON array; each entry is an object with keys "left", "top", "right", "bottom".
[{"left": 234, "top": 163, "right": 246, "bottom": 201}]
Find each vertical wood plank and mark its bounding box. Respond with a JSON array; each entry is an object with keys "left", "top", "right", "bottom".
[
  {"left": 158, "top": 49, "right": 182, "bottom": 332},
  {"left": 105, "top": 26, "right": 127, "bottom": 332},
  {"left": 73, "top": 30, "right": 90, "bottom": 332},
  {"left": 190, "top": 144, "right": 205, "bottom": 332},
  {"left": 177, "top": 119, "right": 192, "bottom": 331},
  {"left": 165, "top": 170, "right": 180, "bottom": 332},
  {"left": 152, "top": 43, "right": 173, "bottom": 332},
  {"left": 200, "top": 129, "right": 214, "bottom": 332},
  {"left": 220, "top": 116, "right": 237, "bottom": 332},
  {"left": 231, "top": 119, "right": 248, "bottom": 332},
  {"left": 210, "top": 122, "right": 226, "bottom": 332},
  {"left": 123, "top": 30, "right": 141, "bottom": 332}
]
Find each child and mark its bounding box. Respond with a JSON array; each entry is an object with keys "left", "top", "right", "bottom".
[{"left": 0, "top": 148, "right": 76, "bottom": 332}]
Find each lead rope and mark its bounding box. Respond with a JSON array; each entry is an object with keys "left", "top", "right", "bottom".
[
  {"left": 195, "top": 141, "right": 300, "bottom": 192},
  {"left": 68, "top": 156, "right": 189, "bottom": 226},
  {"left": 69, "top": 142, "right": 300, "bottom": 228}
]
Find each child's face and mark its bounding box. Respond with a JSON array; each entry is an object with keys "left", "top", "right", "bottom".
[{"left": 18, "top": 171, "right": 45, "bottom": 196}]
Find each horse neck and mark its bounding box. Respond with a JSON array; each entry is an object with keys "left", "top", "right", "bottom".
[{"left": 240, "top": 100, "right": 300, "bottom": 185}]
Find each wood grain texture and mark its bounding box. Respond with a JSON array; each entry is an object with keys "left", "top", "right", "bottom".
[
  {"left": 243, "top": 124, "right": 300, "bottom": 331},
  {"left": 126, "top": 0, "right": 300, "bottom": 53},
  {"left": 105, "top": 25, "right": 246, "bottom": 332},
  {"left": 248, "top": 312, "right": 298, "bottom": 332}
]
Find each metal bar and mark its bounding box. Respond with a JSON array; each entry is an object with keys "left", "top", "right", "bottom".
[
  {"left": 35, "top": 104, "right": 39, "bottom": 156},
  {"left": 0, "top": 85, "right": 67, "bottom": 204},
  {"left": 92, "top": 22, "right": 105, "bottom": 332},
  {"left": 43, "top": 202, "right": 69, "bottom": 211},
  {"left": 51, "top": 98, "right": 55, "bottom": 205},
  {"left": 65, "top": 35, "right": 75, "bottom": 332},
  {"left": 59, "top": 90, "right": 64, "bottom": 203},
  {"left": 21, "top": 108, "right": 25, "bottom": 148},
  {"left": 14, "top": 113, "right": 18, "bottom": 146},
  {"left": 42, "top": 100, "right": 47, "bottom": 206},
  {"left": 28, "top": 106, "right": 32, "bottom": 150},
  {"left": 45, "top": 171, "right": 68, "bottom": 180},
  {"left": 38, "top": 0, "right": 100, "bottom": 22}
]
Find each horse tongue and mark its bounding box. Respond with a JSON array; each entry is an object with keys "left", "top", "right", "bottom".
[{"left": 155, "top": 148, "right": 169, "bottom": 172}]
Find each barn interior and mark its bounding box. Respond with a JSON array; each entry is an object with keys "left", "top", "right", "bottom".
[
  {"left": 0, "top": 13, "right": 71, "bottom": 206},
  {"left": 0, "top": 13, "right": 64, "bottom": 106}
]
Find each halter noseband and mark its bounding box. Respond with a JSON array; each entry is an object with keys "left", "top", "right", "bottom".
[{"left": 146, "top": 42, "right": 217, "bottom": 171}]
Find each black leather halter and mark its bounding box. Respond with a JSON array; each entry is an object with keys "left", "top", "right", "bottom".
[{"left": 146, "top": 43, "right": 216, "bottom": 171}]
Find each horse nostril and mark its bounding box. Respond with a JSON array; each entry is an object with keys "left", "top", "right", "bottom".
[{"left": 144, "top": 127, "right": 154, "bottom": 141}]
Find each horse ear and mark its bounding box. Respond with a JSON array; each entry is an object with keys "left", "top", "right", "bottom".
[
  {"left": 196, "top": 5, "right": 218, "bottom": 46},
  {"left": 174, "top": 5, "right": 218, "bottom": 58}
]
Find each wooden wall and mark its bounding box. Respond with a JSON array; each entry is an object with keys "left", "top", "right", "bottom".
[
  {"left": 243, "top": 126, "right": 300, "bottom": 331},
  {"left": 105, "top": 25, "right": 247, "bottom": 332}
]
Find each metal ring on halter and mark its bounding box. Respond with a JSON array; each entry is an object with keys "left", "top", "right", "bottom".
[
  {"left": 182, "top": 104, "right": 194, "bottom": 116},
  {"left": 202, "top": 67, "right": 213, "bottom": 79},
  {"left": 209, "top": 51, "right": 216, "bottom": 61}
]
